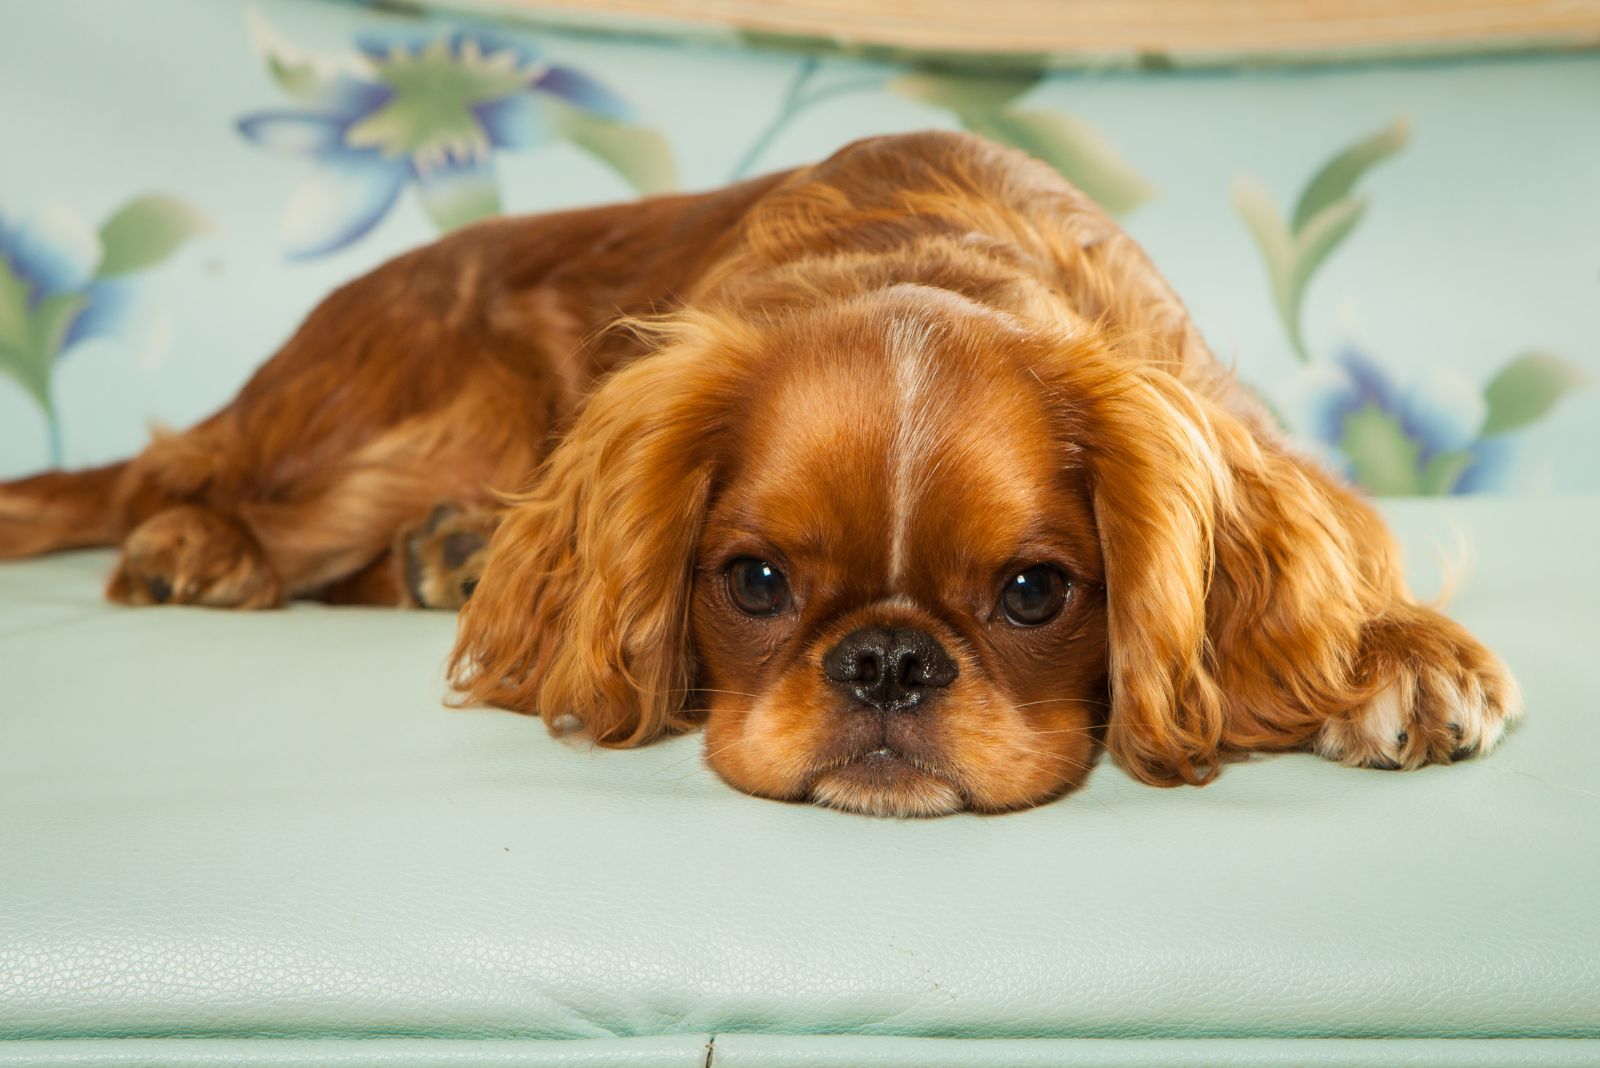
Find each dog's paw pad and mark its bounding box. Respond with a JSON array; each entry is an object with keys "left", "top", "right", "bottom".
[{"left": 399, "top": 504, "right": 496, "bottom": 610}]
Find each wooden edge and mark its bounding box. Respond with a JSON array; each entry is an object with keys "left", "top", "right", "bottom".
[{"left": 399, "top": 0, "right": 1600, "bottom": 69}]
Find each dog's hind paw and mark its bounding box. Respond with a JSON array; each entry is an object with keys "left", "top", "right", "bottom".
[
  {"left": 107, "top": 506, "right": 283, "bottom": 609},
  {"left": 397, "top": 503, "right": 498, "bottom": 610}
]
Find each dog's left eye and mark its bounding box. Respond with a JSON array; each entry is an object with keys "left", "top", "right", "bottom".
[
  {"left": 1001, "top": 564, "right": 1070, "bottom": 626},
  {"left": 727, "top": 557, "right": 789, "bottom": 616}
]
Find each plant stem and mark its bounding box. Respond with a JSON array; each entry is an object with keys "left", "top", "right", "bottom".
[{"left": 729, "top": 56, "right": 821, "bottom": 181}]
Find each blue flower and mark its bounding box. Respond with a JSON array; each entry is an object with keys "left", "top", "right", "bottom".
[
  {"left": 1283, "top": 347, "right": 1512, "bottom": 496},
  {"left": 0, "top": 204, "right": 134, "bottom": 355},
  {"left": 238, "top": 25, "right": 637, "bottom": 259},
  {"left": 1, "top": 195, "right": 208, "bottom": 464}
]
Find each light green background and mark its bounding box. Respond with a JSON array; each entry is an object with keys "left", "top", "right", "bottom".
[{"left": 0, "top": 0, "right": 1596, "bottom": 488}]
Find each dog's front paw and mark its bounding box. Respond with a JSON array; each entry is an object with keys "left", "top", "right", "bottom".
[
  {"left": 1314, "top": 608, "right": 1522, "bottom": 770},
  {"left": 397, "top": 503, "right": 498, "bottom": 610}
]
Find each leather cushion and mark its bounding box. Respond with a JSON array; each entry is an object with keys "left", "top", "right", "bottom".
[{"left": 2, "top": 499, "right": 1597, "bottom": 1047}]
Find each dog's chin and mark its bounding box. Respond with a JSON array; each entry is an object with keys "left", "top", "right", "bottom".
[{"left": 809, "top": 748, "right": 965, "bottom": 818}]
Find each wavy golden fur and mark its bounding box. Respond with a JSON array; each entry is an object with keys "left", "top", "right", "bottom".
[{"left": 0, "top": 132, "right": 1519, "bottom": 814}]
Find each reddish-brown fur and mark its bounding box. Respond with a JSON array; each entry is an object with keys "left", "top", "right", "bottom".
[{"left": 0, "top": 132, "right": 1519, "bottom": 815}]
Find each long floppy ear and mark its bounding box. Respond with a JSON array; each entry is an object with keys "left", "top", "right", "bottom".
[
  {"left": 1058, "top": 350, "right": 1232, "bottom": 786},
  {"left": 449, "top": 314, "right": 751, "bottom": 747},
  {"left": 1052, "top": 336, "right": 1391, "bottom": 786}
]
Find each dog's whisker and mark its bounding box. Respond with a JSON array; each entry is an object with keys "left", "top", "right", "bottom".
[
  {"left": 1010, "top": 696, "right": 1112, "bottom": 711},
  {"left": 641, "top": 686, "right": 764, "bottom": 701}
]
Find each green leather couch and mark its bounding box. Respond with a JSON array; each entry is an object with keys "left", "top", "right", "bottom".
[{"left": 3, "top": 498, "right": 1597, "bottom": 1064}]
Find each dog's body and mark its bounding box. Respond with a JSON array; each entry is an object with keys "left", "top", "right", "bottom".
[
  {"left": 0, "top": 132, "right": 1519, "bottom": 815},
  {"left": 0, "top": 162, "right": 793, "bottom": 608}
]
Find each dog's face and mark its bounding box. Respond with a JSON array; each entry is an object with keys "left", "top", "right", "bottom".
[
  {"left": 689, "top": 297, "right": 1108, "bottom": 815},
  {"left": 454, "top": 285, "right": 1227, "bottom": 815}
]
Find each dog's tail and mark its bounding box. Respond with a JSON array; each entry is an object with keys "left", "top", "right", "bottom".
[{"left": 0, "top": 462, "right": 128, "bottom": 559}]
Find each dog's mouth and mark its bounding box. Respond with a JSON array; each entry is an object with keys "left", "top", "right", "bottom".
[{"left": 809, "top": 746, "right": 965, "bottom": 818}]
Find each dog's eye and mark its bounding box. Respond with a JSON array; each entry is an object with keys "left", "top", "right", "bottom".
[
  {"left": 727, "top": 557, "right": 789, "bottom": 616},
  {"left": 1001, "top": 565, "right": 1069, "bottom": 626}
]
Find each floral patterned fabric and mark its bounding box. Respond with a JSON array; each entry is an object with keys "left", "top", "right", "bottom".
[{"left": 1, "top": 0, "right": 1594, "bottom": 494}]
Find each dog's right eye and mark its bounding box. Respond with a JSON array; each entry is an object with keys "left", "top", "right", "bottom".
[{"left": 727, "top": 557, "right": 789, "bottom": 616}]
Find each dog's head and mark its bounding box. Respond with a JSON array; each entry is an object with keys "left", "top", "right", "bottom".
[{"left": 451, "top": 285, "right": 1240, "bottom": 815}]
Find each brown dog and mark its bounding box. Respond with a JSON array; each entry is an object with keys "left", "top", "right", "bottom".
[{"left": 0, "top": 132, "right": 1519, "bottom": 815}]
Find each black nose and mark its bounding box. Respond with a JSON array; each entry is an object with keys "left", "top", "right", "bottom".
[{"left": 822, "top": 627, "right": 958, "bottom": 713}]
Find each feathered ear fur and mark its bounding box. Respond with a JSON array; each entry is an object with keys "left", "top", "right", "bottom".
[
  {"left": 448, "top": 312, "right": 754, "bottom": 746},
  {"left": 1046, "top": 334, "right": 1409, "bottom": 786},
  {"left": 1046, "top": 340, "right": 1231, "bottom": 786}
]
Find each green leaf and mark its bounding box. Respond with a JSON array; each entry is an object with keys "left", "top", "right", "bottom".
[
  {"left": 1237, "top": 120, "right": 1395, "bottom": 361},
  {"left": 888, "top": 69, "right": 1042, "bottom": 114},
  {"left": 30, "top": 291, "right": 87, "bottom": 361},
  {"left": 1282, "top": 196, "right": 1366, "bottom": 361},
  {"left": 1480, "top": 351, "right": 1589, "bottom": 436},
  {"left": 963, "top": 108, "right": 1155, "bottom": 216},
  {"left": 1340, "top": 402, "right": 1421, "bottom": 496},
  {"left": 267, "top": 54, "right": 330, "bottom": 103},
  {"left": 544, "top": 99, "right": 678, "bottom": 195},
  {"left": 0, "top": 295, "right": 82, "bottom": 417},
  {"left": 1292, "top": 116, "right": 1409, "bottom": 234},
  {"left": 0, "top": 257, "right": 88, "bottom": 417},
  {"left": 248, "top": 8, "right": 342, "bottom": 105},
  {"left": 1418, "top": 449, "right": 1474, "bottom": 497},
  {"left": 886, "top": 69, "right": 1151, "bottom": 215},
  {"left": 0, "top": 255, "right": 31, "bottom": 355},
  {"left": 1232, "top": 176, "right": 1298, "bottom": 355},
  {"left": 0, "top": 338, "right": 48, "bottom": 414},
  {"left": 95, "top": 195, "right": 211, "bottom": 278},
  {"left": 416, "top": 167, "right": 502, "bottom": 232}
]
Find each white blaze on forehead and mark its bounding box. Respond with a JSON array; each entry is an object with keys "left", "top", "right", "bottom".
[{"left": 887, "top": 315, "right": 944, "bottom": 584}]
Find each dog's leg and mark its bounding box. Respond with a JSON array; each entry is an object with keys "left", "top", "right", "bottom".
[
  {"left": 1313, "top": 605, "right": 1522, "bottom": 770},
  {"left": 91, "top": 415, "right": 515, "bottom": 610},
  {"left": 315, "top": 552, "right": 404, "bottom": 606},
  {"left": 309, "top": 505, "right": 499, "bottom": 608},
  {"left": 0, "top": 463, "right": 128, "bottom": 559},
  {"left": 229, "top": 394, "right": 529, "bottom": 604}
]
